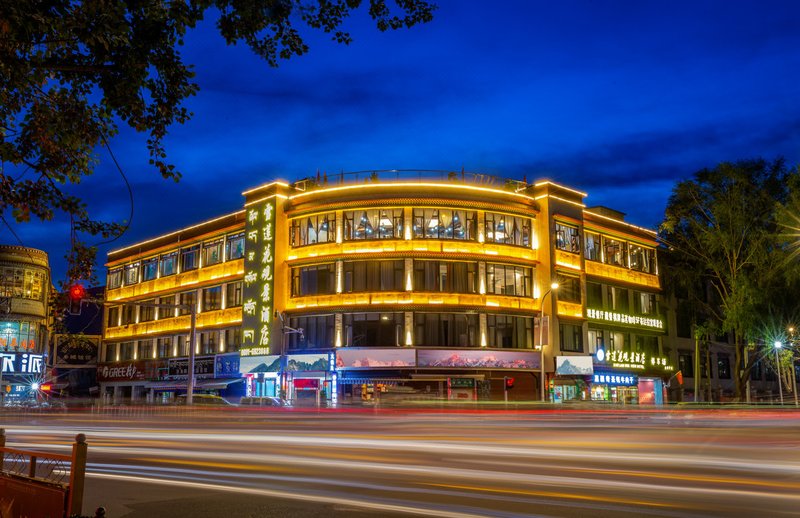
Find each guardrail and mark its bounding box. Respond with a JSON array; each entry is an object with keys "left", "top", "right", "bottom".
[{"left": 0, "top": 428, "right": 87, "bottom": 517}]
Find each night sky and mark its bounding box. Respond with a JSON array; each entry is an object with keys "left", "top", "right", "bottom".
[{"left": 6, "top": 0, "right": 800, "bottom": 285}]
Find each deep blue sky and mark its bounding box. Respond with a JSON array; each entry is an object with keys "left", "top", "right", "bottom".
[{"left": 6, "top": 0, "right": 800, "bottom": 285}]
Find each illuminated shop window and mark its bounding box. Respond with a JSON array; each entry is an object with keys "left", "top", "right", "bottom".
[
  {"left": 412, "top": 208, "right": 477, "bottom": 240},
  {"left": 486, "top": 314, "right": 533, "bottom": 349},
  {"left": 413, "top": 260, "right": 477, "bottom": 293},
  {"left": 290, "top": 212, "right": 336, "bottom": 246},
  {"left": 124, "top": 262, "right": 140, "bottom": 285},
  {"left": 291, "top": 263, "right": 335, "bottom": 297},
  {"left": 555, "top": 222, "right": 581, "bottom": 253},
  {"left": 584, "top": 232, "right": 601, "bottom": 261},
  {"left": 180, "top": 245, "right": 200, "bottom": 272},
  {"left": 142, "top": 258, "right": 158, "bottom": 281},
  {"left": 343, "top": 260, "right": 404, "bottom": 292},
  {"left": 225, "top": 232, "right": 245, "bottom": 260},
  {"left": 484, "top": 212, "right": 530, "bottom": 247},
  {"left": 202, "top": 238, "right": 224, "bottom": 267},
  {"left": 343, "top": 209, "right": 403, "bottom": 240},
  {"left": 107, "top": 268, "right": 123, "bottom": 289},
  {"left": 485, "top": 263, "right": 532, "bottom": 297},
  {"left": 160, "top": 251, "right": 178, "bottom": 277},
  {"left": 602, "top": 236, "right": 627, "bottom": 267},
  {"left": 345, "top": 312, "right": 403, "bottom": 347},
  {"left": 414, "top": 312, "right": 478, "bottom": 347}
]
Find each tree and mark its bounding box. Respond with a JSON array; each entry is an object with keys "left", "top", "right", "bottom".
[
  {"left": 660, "top": 158, "right": 800, "bottom": 401},
  {"left": 0, "top": 0, "right": 435, "bottom": 286}
]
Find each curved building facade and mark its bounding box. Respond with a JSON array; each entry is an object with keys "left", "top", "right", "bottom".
[{"left": 101, "top": 172, "right": 672, "bottom": 404}]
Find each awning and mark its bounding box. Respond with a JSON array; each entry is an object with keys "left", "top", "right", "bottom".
[{"left": 146, "top": 378, "right": 243, "bottom": 391}]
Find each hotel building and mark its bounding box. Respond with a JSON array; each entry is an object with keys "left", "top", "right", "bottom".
[{"left": 100, "top": 171, "right": 673, "bottom": 404}]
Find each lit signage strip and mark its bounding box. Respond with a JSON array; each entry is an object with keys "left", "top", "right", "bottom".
[
  {"left": 586, "top": 308, "right": 664, "bottom": 330},
  {"left": 598, "top": 349, "right": 673, "bottom": 371},
  {"left": 593, "top": 373, "right": 638, "bottom": 386},
  {"left": 0, "top": 353, "right": 44, "bottom": 374},
  {"left": 241, "top": 198, "right": 276, "bottom": 355}
]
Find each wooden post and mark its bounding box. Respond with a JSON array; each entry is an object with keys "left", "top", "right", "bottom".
[
  {"left": 67, "top": 433, "right": 88, "bottom": 517},
  {"left": 28, "top": 456, "right": 36, "bottom": 478}
]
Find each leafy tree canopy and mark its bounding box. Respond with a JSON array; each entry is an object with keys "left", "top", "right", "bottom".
[{"left": 0, "top": 0, "right": 435, "bottom": 286}]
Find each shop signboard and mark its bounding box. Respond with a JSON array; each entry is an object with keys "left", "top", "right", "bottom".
[
  {"left": 167, "top": 356, "right": 215, "bottom": 379},
  {"left": 586, "top": 308, "right": 664, "bottom": 330},
  {"left": 335, "top": 348, "right": 416, "bottom": 369},
  {"left": 417, "top": 349, "right": 540, "bottom": 370},
  {"left": 240, "top": 196, "right": 276, "bottom": 357},
  {"left": 556, "top": 356, "right": 594, "bottom": 375},
  {"left": 54, "top": 334, "right": 99, "bottom": 367},
  {"left": 214, "top": 353, "right": 240, "bottom": 377},
  {"left": 97, "top": 360, "right": 148, "bottom": 382},
  {"left": 285, "top": 353, "right": 328, "bottom": 372},
  {"left": 595, "top": 349, "right": 674, "bottom": 372},
  {"left": 0, "top": 352, "right": 44, "bottom": 374},
  {"left": 240, "top": 354, "right": 281, "bottom": 374},
  {"left": 592, "top": 372, "right": 638, "bottom": 386},
  {"left": 449, "top": 377, "right": 475, "bottom": 388}
]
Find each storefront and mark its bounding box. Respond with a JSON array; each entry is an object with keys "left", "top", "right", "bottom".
[
  {"left": 239, "top": 354, "right": 282, "bottom": 398},
  {"left": 590, "top": 348, "right": 673, "bottom": 404},
  {"left": 1, "top": 352, "right": 46, "bottom": 404},
  {"left": 285, "top": 353, "right": 335, "bottom": 406},
  {"left": 552, "top": 355, "right": 593, "bottom": 402}
]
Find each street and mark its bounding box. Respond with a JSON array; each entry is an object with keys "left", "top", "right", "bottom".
[{"left": 3, "top": 406, "right": 800, "bottom": 517}]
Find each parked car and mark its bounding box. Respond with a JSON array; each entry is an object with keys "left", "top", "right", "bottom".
[
  {"left": 175, "top": 394, "right": 236, "bottom": 406},
  {"left": 239, "top": 396, "right": 287, "bottom": 407}
]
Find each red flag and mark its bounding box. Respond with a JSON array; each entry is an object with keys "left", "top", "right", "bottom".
[{"left": 676, "top": 371, "right": 684, "bottom": 385}]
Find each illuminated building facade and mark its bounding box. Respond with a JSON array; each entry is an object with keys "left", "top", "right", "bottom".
[
  {"left": 100, "top": 171, "right": 671, "bottom": 404},
  {"left": 0, "top": 245, "right": 51, "bottom": 402}
]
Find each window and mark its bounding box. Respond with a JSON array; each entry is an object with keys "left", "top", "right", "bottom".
[
  {"left": 343, "top": 260, "right": 404, "bottom": 292},
  {"left": 124, "top": 262, "right": 140, "bottom": 285},
  {"left": 635, "top": 335, "right": 659, "bottom": 356},
  {"left": 179, "top": 291, "right": 197, "bottom": 316},
  {"left": 202, "top": 239, "right": 224, "bottom": 267},
  {"left": 629, "top": 244, "right": 656, "bottom": 274},
  {"left": 414, "top": 260, "right": 478, "bottom": 293},
  {"left": 559, "top": 323, "right": 584, "bottom": 352},
  {"left": 121, "top": 304, "right": 135, "bottom": 325},
  {"left": 602, "top": 237, "right": 627, "bottom": 267},
  {"left": 634, "top": 291, "right": 657, "bottom": 315},
  {"left": 717, "top": 355, "right": 731, "bottom": 379},
  {"left": 606, "top": 286, "right": 629, "bottom": 312},
  {"left": 588, "top": 328, "right": 605, "bottom": 354},
  {"left": 120, "top": 342, "right": 135, "bottom": 361},
  {"left": 107, "top": 268, "right": 123, "bottom": 289},
  {"left": 202, "top": 286, "right": 222, "bottom": 312},
  {"left": 157, "top": 338, "right": 171, "bottom": 358},
  {"left": 678, "top": 351, "right": 694, "bottom": 378},
  {"left": 557, "top": 276, "right": 581, "bottom": 303},
  {"left": 413, "top": 208, "right": 477, "bottom": 240},
  {"left": 291, "top": 263, "right": 336, "bottom": 297},
  {"left": 484, "top": 212, "right": 530, "bottom": 247},
  {"left": 286, "top": 314, "right": 336, "bottom": 350},
  {"left": 415, "top": 313, "right": 478, "bottom": 347},
  {"left": 139, "top": 300, "right": 155, "bottom": 322},
  {"left": 676, "top": 300, "right": 693, "bottom": 338},
  {"left": 586, "top": 282, "right": 602, "bottom": 308},
  {"left": 224, "top": 328, "right": 241, "bottom": 352},
  {"left": 160, "top": 251, "right": 178, "bottom": 277},
  {"left": 226, "top": 282, "right": 243, "bottom": 307},
  {"left": 486, "top": 314, "right": 534, "bottom": 348},
  {"left": 584, "top": 232, "right": 601, "bottom": 261},
  {"left": 177, "top": 335, "right": 190, "bottom": 357},
  {"left": 555, "top": 222, "right": 580, "bottom": 253},
  {"left": 200, "top": 331, "right": 219, "bottom": 355},
  {"left": 142, "top": 258, "right": 158, "bottom": 282},
  {"left": 225, "top": 232, "right": 245, "bottom": 260},
  {"left": 106, "top": 306, "right": 120, "bottom": 328},
  {"left": 290, "top": 213, "right": 336, "bottom": 247},
  {"left": 343, "top": 312, "right": 405, "bottom": 348},
  {"left": 485, "top": 263, "right": 532, "bottom": 297},
  {"left": 751, "top": 360, "right": 763, "bottom": 381},
  {"left": 157, "top": 295, "right": 176, "bottom": 319},
  {"left": 139, "top": 339, "right": 154, "bottom": 359},
  {"left": 343, "top": 209, "right": 403, "bottom": 240},
  {"left": 180, "top": 245, "right": 199, "bottom": 272},
  {"left": 104, "top": 343, "right": 116, "bottom": 362}
]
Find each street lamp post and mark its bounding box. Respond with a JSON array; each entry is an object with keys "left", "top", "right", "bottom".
[
  {"left": 539, "top": 282, "right": 559, "bottom": 402},
  {"left": 774, "top": 341, "right": 784, "bottom": 405}
]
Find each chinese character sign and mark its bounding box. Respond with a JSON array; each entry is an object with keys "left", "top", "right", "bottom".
[
  {"left": 0, "top": 352, "right": 45, "bottom": 374},
  {"left": 241, "top": 198, "right": 276, "bottom": 354}
]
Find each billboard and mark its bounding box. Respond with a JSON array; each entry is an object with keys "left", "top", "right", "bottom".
[
  {"left": 167, "top": 356, "right": 215, "bottom": 379},
  {"left": 336, "top": 348, "right": 416, "bottom": 369},
  {"left": 556, "top": 356, "right": 594, "bottom": 375},
  {"left": 215, "top": 353, "right": 241, "bottom": 377},
  {"left": 239, "top": 354, "right": 281, "bottom": 374},
  {"left": 285, "top": 353, "right": 328, "bottom": 372},
  {"left": 54, "top": 334, "right": 99, "bottom": 367},
  {"left": 1, "top": 352, "right": 44, "bottom": 374},
  {"left": 417, "top": 349, "right": 540, "bottom": 370}
]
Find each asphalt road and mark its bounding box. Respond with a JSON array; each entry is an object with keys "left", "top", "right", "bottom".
[{"left": 3, "top": 405, "right": 800, "bottom": 517}]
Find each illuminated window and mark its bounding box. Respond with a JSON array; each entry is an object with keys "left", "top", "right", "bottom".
[
  {"left": 202, "top": 239, "right": 224, "bottom": 267},
  {"left": 634, "top": 291, "right": 657, "bottom": 315},
  {"left": 160, "top": 251, "right": 178, "bottom": 277},
  {"left": 629, "top": 244, "right": 655, "bottom": 273},
  {"left": 485, "top": 263, "right": 532, "bottom": 297},
  {"left": 484, "top": 212, "right": 530, "bottom": 247},
  {"left": 412, "top": 208, "right": 477, "bottom": 240},
  {"left": 180, "top": 245, "right": 199, "bottom": 272},
  {"left": 602, "top": 237, "right": 627, "bottom": 267},
  {"left": 142, "top": 258, "right": 158, "bottom": 281},
  {"left": 107, "top": 268, "right": 123, "bottom": 289},
  {"left": 588, "top": 327, "right": 605, "bottom": 354},
  {"left": 291, "top": 263, "right": 335, "bottom": 297},
  {"left": 225, "top": 232, "right": 245, "bottom": 260},
  {"left": 343, "top": 209, "right": 403, "bottom": 240},
  {"left": 415, "top": 312, "right": 478, "bottom": 347},
  {"left": 414, "top": 260, "right": 477, "bottom": 293},
  {"left": 486, "top": 314, "right": 533, "bottom": 349},
  {"left": 555, "top": 222, "right": 580, "bottom": 253},
  {"left": 584, "top": 231, "right": 601, "bottom": 261},
  {"left": 124, "top": 262, "right": 140, "bottom": 285},
  {"left": 290, "top": 213, "right": 336, "bottom": 247}
]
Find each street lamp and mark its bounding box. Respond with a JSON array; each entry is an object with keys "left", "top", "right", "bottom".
[
  {"left": 774, "top": 340, "right": 784, "bottom": 405},
  {"left": 539, "top": 281, "right": 559, "bottom": 402}
]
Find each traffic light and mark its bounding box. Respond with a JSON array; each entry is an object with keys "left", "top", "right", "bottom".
[
  {"left": 504, "top": 376, "right": 515, "bottom": 390},
  {"left": 68, "top": 284, "right": 86, "bottom": 302}
]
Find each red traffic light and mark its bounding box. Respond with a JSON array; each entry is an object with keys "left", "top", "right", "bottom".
[
  {"left": 68, "top": 284, "right": 86, "bottom": 301},
  {"left": 40, "top": 384, "right": 52, "bottom": 392},
  {"left": 504, "top": 376, "right": 515, "bottom": 390}
]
